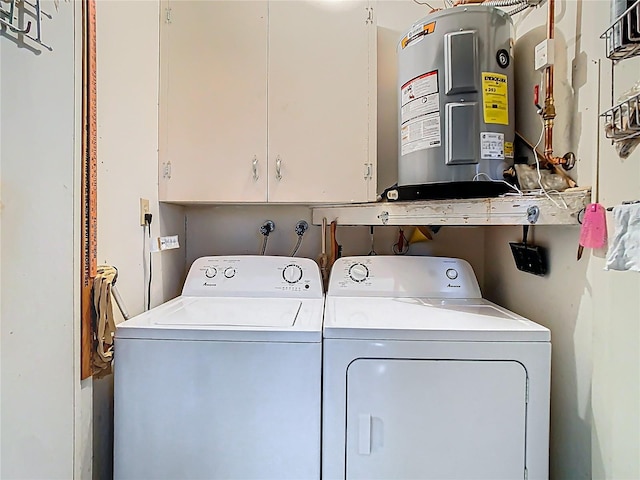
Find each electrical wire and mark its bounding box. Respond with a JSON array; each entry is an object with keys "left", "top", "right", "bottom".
[
  {"left": 532, "top": 115, "right": 569, "bottom": 209},
  {"left": 412, "top": 0, "right": 437, "bottom": 10},
  {"left": 147, "top": 222, "right": 152, "bottom": 311},
  {"left": 472, "top": 172, "right": 524, "bottom": 196}
]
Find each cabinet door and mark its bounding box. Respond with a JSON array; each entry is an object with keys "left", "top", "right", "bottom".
[
  {"left": 159, "top": 1, "right": 268, "bottom": 202},
  {"left": 346, "top": 359, "right": 527, "bottom": 480},
  {"left": 267, "top": 1, "right": 376, "bottom": 203}
]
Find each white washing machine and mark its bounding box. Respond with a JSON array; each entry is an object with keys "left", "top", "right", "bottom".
[
  {"left": 322, "top": 256, "right": 551, "bottom": 480},
  {"left": 114, "top": 255, "right": 324, "bottom": 480}
]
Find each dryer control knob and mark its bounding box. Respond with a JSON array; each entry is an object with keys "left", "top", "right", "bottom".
[
  {"left": 446, "top": 268, "right": 458, "bottom": 280},
  {"left": 224, "top": 267, "right": 236, "bottom": 278},
  {"left": 283, "top": 264, "right": 303, "bottom": 284},
  {"left": 349, "top": 263, "right": 369, "bottom": 283},
  {"left": 204, "top": 267, "right": 217, "bottom": 278}
]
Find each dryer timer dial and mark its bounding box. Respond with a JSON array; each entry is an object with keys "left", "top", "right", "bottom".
[{"left": 348, "top": 263, "right": 369, "bottom": 282}]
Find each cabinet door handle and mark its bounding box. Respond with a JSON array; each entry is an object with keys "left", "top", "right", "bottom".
[
  {"left": 276, "top": 156, "right": 282, "bottom": 181},
  {"left": 252, "top": 156, "right": 259, "bottom": 181},
  {"left": 364, "top": 163, "right": 372, "bottom": 180}
]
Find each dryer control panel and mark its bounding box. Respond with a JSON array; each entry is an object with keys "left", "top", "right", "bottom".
[
  {"left": 182, "top": 256, "right": 323, "bottom": 298},
  {"left": 328, "top": 256, "right": 482, "bottom": 299}
]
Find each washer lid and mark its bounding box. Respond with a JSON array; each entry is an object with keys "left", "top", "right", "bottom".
[
  {"left": 324, "top": 297, "right": 549, "bottom": 342},
  {"left": 116, "top": 296, "right": 324, "bottom": 342}
]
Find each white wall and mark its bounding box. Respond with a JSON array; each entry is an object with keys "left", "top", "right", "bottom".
[
  {"left": 93, "top": 1, "right": 185, "bottom": 478},
  {"left": 484, "top": 1, "right": 640, "bottom": 478},
  {"left": 0, "top": 1, "right": 90, "bottom": 477}
]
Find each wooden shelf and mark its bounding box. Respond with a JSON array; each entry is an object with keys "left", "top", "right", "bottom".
[{"left": 311, "top": 189, "right": 591, "bottom": 226}]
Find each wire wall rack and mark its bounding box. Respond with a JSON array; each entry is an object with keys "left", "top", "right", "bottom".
[
  {"left": 601, "top": 90, "right": 640, "bottom": 142},
  {"left": 0, "top": 0, "right": 53, "bottom": 50},
  {"left": 601, "top": 0, "right": 640, "bottom": 61}
]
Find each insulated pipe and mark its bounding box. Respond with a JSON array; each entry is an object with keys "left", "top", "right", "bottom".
[
  {"left": 454, "top": 0, "right": 527, "bottom": 6},
  {"left": 507, "top": 3, "right": 531, "bottom": 14},
  {"left": 482, "top": 0, "right": 528, "bottom": 7}
]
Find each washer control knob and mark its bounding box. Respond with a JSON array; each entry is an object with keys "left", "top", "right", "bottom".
[
  {"left": 224, "top": 267, "right": 236, "bottom": 278},
  {"left": 349, "top": 263, "right": 369, "bottom": 283},
  {"left": 446, "top": 268, "right": 458, "bottom": 280},
  {"left": 283, "top": 264, "right": 303, "bottom": 284},
  {"left": 204, "top": 267, "right": 217, "bottom": 278}
]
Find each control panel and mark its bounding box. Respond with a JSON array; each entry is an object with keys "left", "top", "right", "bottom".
[
  {"left": 327, "top": 256, "right": 482, "bottom": 299},
  {"left": 182, "top": 256, "right": 323, "bottom": 298}
]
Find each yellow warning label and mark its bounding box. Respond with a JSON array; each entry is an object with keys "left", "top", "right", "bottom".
[
  {"left": 504, "top": 141, "right": 514, "bottom": 159},
  {"left": 482, "top": 72, "right": 509, "bottom": 125}
]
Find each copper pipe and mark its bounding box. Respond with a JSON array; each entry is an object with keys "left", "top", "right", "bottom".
[{"left": 543, "top": 0, "right": 556, "bottom": 160}]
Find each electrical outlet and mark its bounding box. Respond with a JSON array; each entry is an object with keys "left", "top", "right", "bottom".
[{"left": 140, "top": 198, "right": 150, "bottom": 226}]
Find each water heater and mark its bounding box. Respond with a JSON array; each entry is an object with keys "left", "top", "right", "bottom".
[{"left": 398, "top": 6, "right": 515, "bottom": 187}]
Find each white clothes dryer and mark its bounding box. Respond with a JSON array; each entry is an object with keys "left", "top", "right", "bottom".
[
  {"left": 322, "top": 256, "right": 551, "bottom": 480},
  {"left": 114, "top": 256, "right": 324, "bottom": 480}
]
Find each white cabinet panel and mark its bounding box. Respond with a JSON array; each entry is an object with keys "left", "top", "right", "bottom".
[
  {"left": 159, "top": 1, "right": 268, "bottom": 202},
  {"left": 346, "top": 359, "right": 527, "bottom": 480},
  {"left": 159, "top": 1, "right": 376, "bottom": 204},
  {"left": 267, "top": 1, "right": 375, "bottom": 203}
]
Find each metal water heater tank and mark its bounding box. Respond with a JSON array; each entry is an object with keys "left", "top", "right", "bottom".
[{"left": 398, "top": 6, "right": 515, "bottom": 187}]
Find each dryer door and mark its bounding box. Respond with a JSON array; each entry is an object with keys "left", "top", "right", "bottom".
[{"left": 346, "top": 359, "right": 527, "bottom": 480}]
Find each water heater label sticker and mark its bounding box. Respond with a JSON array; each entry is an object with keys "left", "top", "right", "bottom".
[
  {"left": 401, "top": 71, "right": 438, "bottom": 109},
  {"left": 481, "top": 72, "right": 509, "bottom": 125},
  {"left": 401, "top": 112, "right": 441, "bottom": 156},
  {"left": 400, "top": 71, "right": 441, "bottom": 155},
  {"left": 504, "top": 141, "right": 514, "bottom": 159},
  {"left": 480, "top": 132, "right": 505, "bottom": 160}
]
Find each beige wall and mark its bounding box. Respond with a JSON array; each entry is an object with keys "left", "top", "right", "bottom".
[
  {"left": 484, "top": 1, "right": 640, "bottom": 478},
  {"left": 0, "top": 1, "right": 90, "bottom": 477}
]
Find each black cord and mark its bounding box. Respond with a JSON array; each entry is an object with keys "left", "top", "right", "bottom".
[{"left": 145, "top": 213, "right": 153, "bottom": 311}]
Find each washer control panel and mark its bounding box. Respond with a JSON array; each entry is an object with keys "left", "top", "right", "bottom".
[
  {"left": 329, "top": 256, "right": 481, "bottom": 299},
  {"left": 182, "top": 256, "right": 323, "bottom": 298}
]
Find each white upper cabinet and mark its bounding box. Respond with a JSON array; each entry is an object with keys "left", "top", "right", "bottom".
[
  {"left": 159, "top": 0, "right": 376, "bottom": 204},
  {"left": 159, "top": 1, "right": 268, "bottom": 203}
]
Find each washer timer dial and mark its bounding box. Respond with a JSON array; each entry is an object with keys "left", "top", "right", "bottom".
[
  {"left": 283, "top": 264, "right": 303, "bottom": 284},
  {"left": 204, "top": 267, "right": 217, "bottom": 278},
  {"left": 224, "top": 267, "right": 236, "bottom": 278},
  {"left": 348, "top": 263, "right": 369, "bottom": 283}
]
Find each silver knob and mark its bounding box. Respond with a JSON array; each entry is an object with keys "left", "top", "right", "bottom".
[
  {"left": 446, "top": 268, "right": 458, "bottom": 280},
  {"left": 283, "top": 264, "right": 303, "bottom": 284},
  {"left": 205, "top": 267, "right": 217, "bottom": 278},
  {"left": 349, "top": 263, "right": 369, "bottom": 283},
  {"left": 224, "top": 267, "right": 236, "bottom": 278}
]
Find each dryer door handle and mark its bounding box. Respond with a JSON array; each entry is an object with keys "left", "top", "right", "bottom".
[{"left": 358, "top": 414, "right": 372, "bottom": 455}]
